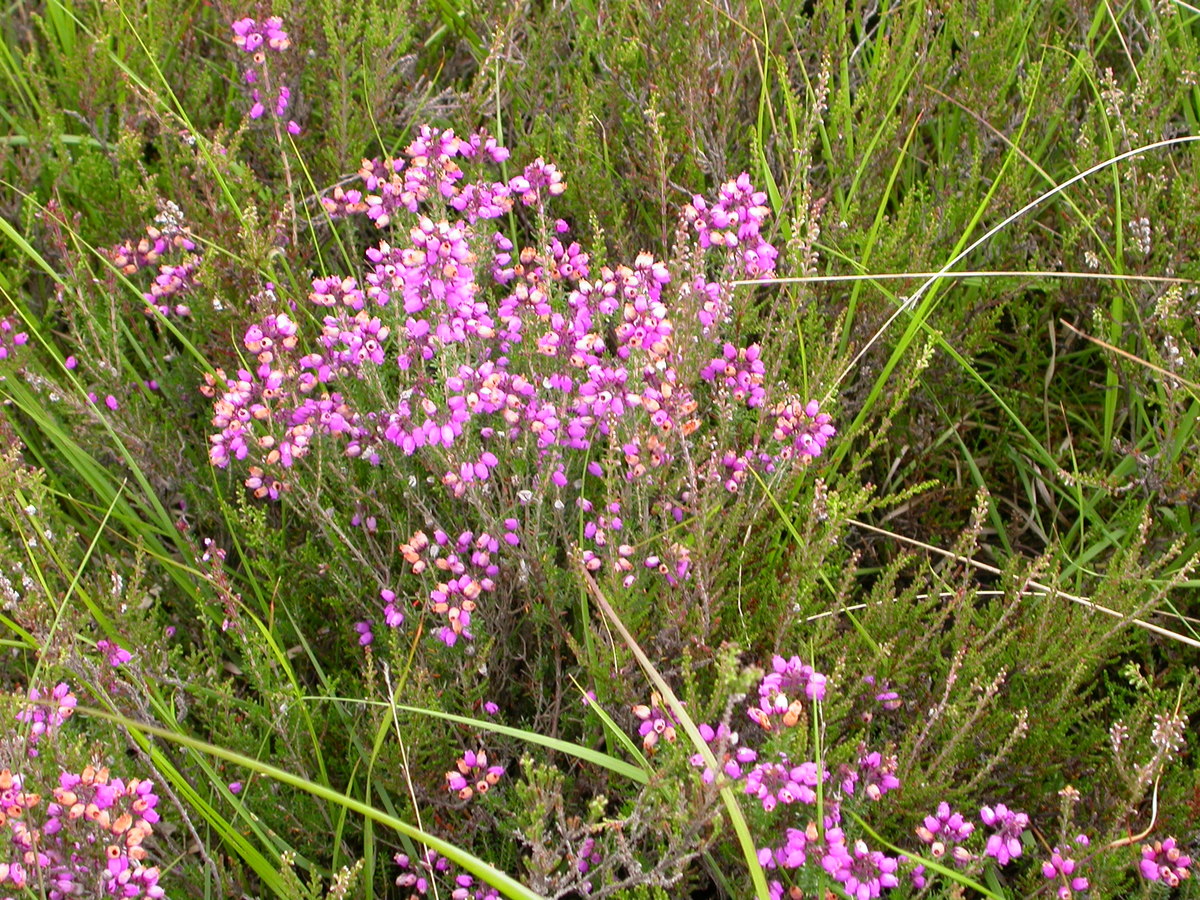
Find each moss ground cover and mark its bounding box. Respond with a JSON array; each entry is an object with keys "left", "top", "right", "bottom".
[{"left": 1, "top": 0, "right": 1198, "bottom": 897}]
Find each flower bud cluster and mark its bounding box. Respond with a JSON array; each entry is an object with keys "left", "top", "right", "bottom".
[
  {"left": 916, "top": 802, "right": 976, "bottom": 867},
  {"left": 15, "top": 682, "right": 77, "bottom": 757},
  {"left": 393, "top": 527, "right": 519, "bottom": 647},
  {"left": 1139, "top": 837, "right": 1191, "bottom": 886},
  {"left": 747, "top": 654, "right": 827, "bottom": 731},
  {"left": 1042, "top": 835, "right": 1090, "bottom": 898},
  {"left": 394, "top": 850, "right": 499, "bottom": 900},
  {"left": 106, "top": 223, "right": 199, "bottom": 318},
  {"left": 682, "top": 172, "right": 778, "bottom": 277},
  {"left": 230, "top": 17, "right": 299, "bottom": 134},
  {"left": 980, "top": 803, "right": 1027, "bottom": 865},
  {"left": 0, "top": 765, "right": 163, "bottom": 898},
  {"left": 631, "top": 696, "right": 677, "bottom": 751},
  {"left": 444, "top": 749, "right": 504, "bottom": 801},
  {"left": 0, "top": 317, "right": 29, "bottom": 362},
  {"left": 689, "top": 723, "right": 758, "bottom": 783},
  {"left": 701, "top": 342, "right": 766, "bottom": 407},
  {"left": 322, "top": 126, "right": 511, "bottom": 229}
]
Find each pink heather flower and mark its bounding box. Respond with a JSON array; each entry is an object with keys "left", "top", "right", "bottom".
[
  {"left": 632, "top": 700, "right": 676, "bottom": 750},
  {"left": 394, "top": 850, "right": 497, "bottom": 898},
  {"left": 902, "top": 859, "right": 926, "bottom": 897},
  {"left": 97, "top": 638, "right": 132, "bottom": 666},
  {"left": 1139, "top": 837, "right": 1191, "bottom": 886},
  {"left": 354, "top": 620, "right": 373, "bottom": 646},
  {"left": 1042, "top": 843, "right": 1089, "bottom": 898},
  {"left": 228, "top": 781, "right": 243, "bottom": 794},
  {"left": 445, "top": 748, "right": 504, "bottom": 800},
  {"left": 854, "top": 749, "right": 900, "bottom": 800},
  {"left": 743, "top": 756, "right": 823, "bottom": 811},
  {"left": 875, "top": 689, "right": 901, "bottom": 708},
  {"left": 231, "top": 16, "right": 290, "bottom": 53},
  {"left": 683, "top": 173, "right": 778, "bottom": 277},
  {"left": 65, "top": 355, "right": 77, "bottom": 369},
  {"left": 483, "top": 701, "right": 499, "bottom": 716},
  {"left": 287, "top": 120, "right": 301, "bottom": 135},
  {"left": 917, "top": 802, "right": 975, "bottom": 866},
  {"left": 576, "top": 836, "right": 601, "bottom": 874},
  {"left": 772, "top": 398, "right": 836, "bottom": 459},
  {"left": 760, "top": 826, "right": 811, "bottom": 872},
  {"left": 263, "top": 16, "right": 290, "bottom": 51},
  {"left": 749, "top": 654, "right": 827, "bottom": 730},
  {"left": 230, "top": 17, "right": 259, "bottom": 48},
  {"left": 509, "top": 158, "right": 566, "bottom": 207},
  {"left": 862, "top": 676, "right": 902, "bottom": 710},
  {"left": 822, "top": 830, "right": 899, "bottom": 900},
  {"left": 980, "top": 804, "right": 1028, "bottom": 866},
  {"left": 688, "top": 722, "right": 757, "bottom": 783},
  {"left": 15, "top": 682, "right": 77, "bottom": 756},
  {"left": 700, "top": 342, "right": 766, "bottom": 407},
  {"left": 380, "top": 588, "right": 404, "bottom": 628}
]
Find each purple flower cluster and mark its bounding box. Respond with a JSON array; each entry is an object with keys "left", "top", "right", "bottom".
[
  {"left": 0, "top": 765, "right": 163, "bottom": 898},
  {"left": 714, "top": 447, "right": 779, "bottom": 493},
  {"left": 771, "top": 398, "right": 837, "bottom": 461},
  {"left": 575, "top": 835, "right": 601, "bottom": 877},
  {"left": 96, "top": 638, "right": 133, "bottom": 667},
  {"left": 322, "top": 127, "right": 511, "bottom": 228},
  {"left": 748, "top": 654, "right": 827, "bottom": 731},
  {"left": 701, "top": 342, "right": 766, "bottom": 407},
  {"left": 231, "top": 16, "right": 299, "bottom": 134},
  {"left": 688, "top": 722, "right": 758, "bottom": 783},
  {"left": 204, "top": 127, "right": 836, "bottom": 649},
  {"left": 394, "top": 850, "right": 499, "bottom": 900},
  {"left": 915, "top": 802, "right": 975, "bottom": 866},
  {"left": 632, "top": 697, "right": 677, "bottom": 751},
  {"left": 402, "top": 528, "right": 513, "bottom": 646},
  {"left": 674, "top": 656, "right": 1050, "bottom": 899},
  {"left": 1042, "top": 835, "right": 1090, "bottom": 899},
  {"left": 668, "top": 654, "right": 1174, "bottom": 900},
  {"left": 203, "top": 309, "right": 368, "bottom": 492},
  {"left": 15, "top": 682, "right": 77, "bottom": 756},
  {"left": 445, "top": 749, "right": 504, "bottom": 801},
  {"left": 980, "top": 803, "right": 1028, "bottom": 865},
  {"left": 744, "top": 756, "right": 825, "bottom": 812},
  {"left": 761, "top": 824, "right": 815, "bottom": 876},
  {"left": 0, "top": 317, "right": 29, "bottom": 362},
  {"left": 821, "top": 829, "right": 900, "bottom": 900},
  {"left": 107, "top": 224, "right": 195, "bottom": 275},
  {"left": 1139, "top": 837, "right": 1191, "bottom": 886},
  {"left": 682, "top": 173, "right": 778, "bottom": 277},
  {"left": 352, "top": 525, "right": 516, "bottom": 650},
  {"left": 861, "top": 674, "right": 902, "bottom": 711},
  {"left": 107, "top": 223, "right": 199, "bottom": 318},
  {"left": 838, "top": 748, "right": 900, "bottom": 802},
  {"left": 231, "top": 15, "right": 290, "bottom": 52}
]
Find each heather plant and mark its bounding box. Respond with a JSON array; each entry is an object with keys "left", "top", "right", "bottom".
[{"left": 2, "top": 0, "right": 1200, "bottom": 898}]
